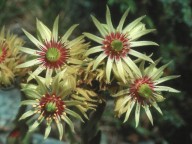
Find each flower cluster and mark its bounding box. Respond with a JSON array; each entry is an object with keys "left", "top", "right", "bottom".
[
  {"left": 83, "top": 7, "right": 180, "bottom": 127},
  {"left": 13, "top": 6, "right": 180, "bottom": 140},
  {"left": 0, "top": 27, "right": 28, "bottom": 86}
]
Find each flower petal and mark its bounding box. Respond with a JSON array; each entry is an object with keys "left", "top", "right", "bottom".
[
  {"left": 52, "top": 16, "right": 59, "bottom": 41},
  {"left": 129, "top": 49, "right": 153, "bottom": 63},
  {"left": 18, "top": 46, "right": 40, "bottom": 56},
  {"left": 124, "top": 100, "right": 136, "bottom": 123},
  {"left": 123, "top": 15, "right": 146, "bottom": 33},
  {"left": 19, "top": 110, "right": 35, "bottom": 120},
  {"left": 65, "top": 108, "right": 84, "bottom": 122},
  {"left": 117, "top": 8, "right": 130, "bottom": 32},
  {"left": 112, "top": 89, "right": 130, "bottom": 97},
  {"left": 44, "top": 124, "right": 52, "bottom": 139},
  {"left": 61, "top": 24, "right": 78, "bottom": 42},
  {"left": 154, "top": 86, "right": 180, "bottom": 93},
  {"left": 83, "top": 32, "right": 104, "bottom": 44},
  {"left": 85, "top": 46, "right": 103, "bottom": 56},
  {"left": 115, "top": 58, "right": 126, "bottom": 83},
  {"left": 45, "top": 68, "right": 53, "bottom": 86},
  {"left": 91, "top": 15, "right": 108, "bottom": 37},
  {"left": 61, "top": 115, "right": 74, "bottom": 132},
  {"left": 29, "top": 118, "right": 44, "bottom": 132},
  {"left": 93, "top": 53, "right": 107, "bottom": 70},
  {"left": 22, "top": 29, "right": 44, "bottom": 48},
  {"left": 151, "top": 101, "right": 162, "bottom": 115},
  {"left": 130, "top": 41, "right": 159, "bottom": 47},
  {"left": 154, "top": 75, "right": 180, "bottom": 85},
  {"left": 21, "top": 100, "right": 39, "bottom": 105},
  {"left": 27, "top": 66, "right": 45, "bottom": 82},
  {"left": 122, "top": 56, "right": 142, "bottom": 77},
  {"left": 144, "top": 104, "right": 153, "bottom": 125},
  {"left": 56, "top": 120, "right": 63, "bottom": 140},
  {"left": 130, "top": 29, "right": 156, "bottom": 41},
  {"left": 106, "top": 57, "right": 114, "bottom": 83},
  {"left": 135, "top": 101, "right": 141, "bottom": 127},
  {"left": 16, "top": 59, "right": 41, "bottom": 68},
  {"left": 106, "top": 6, "right": 114, "bottom": 33}
]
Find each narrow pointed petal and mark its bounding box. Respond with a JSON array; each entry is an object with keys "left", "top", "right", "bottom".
[
  {"left": 91, "top": 15, "right": 107, "bottom": 36},
  {"left": 16, "top": 59, "right": 41, "bottom": 68},
  {"left": 106, "top": 58, "right": 114, "bottom": 83},
  {"left": 124, "top": 100, "right": 136, "bottom": 123},
  {"left": 122, "top": 57, "right": 142, "bottom": 77},
  {"left": 61, "top": 24, "right": 78, "bottom": 42},
  {"left": 93, "top": 53, "right": 107, "bottom": 70},
  {"left": 22, "top": 29, "right": 44, "bottom": 48},
  {"left": 29, "top": 119, "right": 43, "bottom": 132},
  {"left": 27, "top": 66, "right": 45, "bottom": 82},
  {"left": 112, "top": 89, "right": 129, "bottom": 97},
  {"left": 45, "top": 68, "right": 53, "bottom": 86},
  {"left": 65, "top": 108, "right": 84, "bottom": 122},
  {"left": 22, "top": 88, "right": 41, "bottom": 99},
  {"left": 117, "top": 8, "right": 130, "bottom": 32},
  {"left": 19, "top": 110, "right": 34, "bottom": 120},
  {"left": 44, "top": 124, "right": 51, "bottom": 139},
  {"left": 18, "top": 46, "right": 40, "bottom": 56},
  {"left": 85, "top": 46, "right": 103, "bottom": 56},
  {"left": 119, "top": 95, "right": 132, "bottom": 110},
  {"left": 151, "top": 102, "right": 163, "bottom": 115},
  {"left": 153, "top": 93, "right": 165, "bottom": 102},
  {"left": 154, "top": 75, "right": 180, "bottom": 85},
  {"left": 68, "top": 35, "right": 84, "bottom": 47},
  {"left": 106, "top": 6, "right": 114, "bottom": 33},
  {"left": 35, "top": 76, "right": 47, "bottom": 94},
  {"left": 116, "top": 58, "right": 126, "bottom": 83},
  {"left": 135, "top": 101, "right": 141, "bottom": 127},
  {"left": 21, "top": 100, "right": 39, "bottom": 105},
  {"left": 139, "top": 60, "right": 145, "bottom": 75},
  {"left": 144, "top": 104, "right": 153, "bottom": 125},
  {"left": 83, "top": 32, "right": 104, "bottom": 44},
  {"left": 151, "top": 62, "right": 171, "bottom": 80},
  {"left": 130, "top": 41, "right": 159, "bottom": 47},
  {"left": 154, "top": 86, "right": 180, "bottom": 93},
  {"left": 56, "top": 121, "right": 63, "bottom": 140},
  {"left": 129, "top": 49, "right": 153, "bottom": 63},
  {"left": 52, "top": 16, "right": 59, "bottom": 41},
  {"left": 130, "top": 29, "right": 156, "bottom": 41},
  {"left": 36, "top": 19, "right": 51, "bottom": 41},
  {"left": 123, "top": 15, "right": 146, "bottom": 32},
  {"left": 61, "top": 115, "right": 74, "bottom": 132}
]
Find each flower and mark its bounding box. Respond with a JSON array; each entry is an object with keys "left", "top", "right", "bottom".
[
  {"left": 16, "top": 16, "right": 88, "bottom": 82},
  {"left": 113, "top": 59, "right": 180, "bottom": 127},
  {"left": 84, "top": 7, "right": 158, "bottom": 83},
  {"left": 19, "top": 71, "right": 88, "bottom": 140},
  {"left": 0, "top": 27, "right": 27, "bottom": 86}
]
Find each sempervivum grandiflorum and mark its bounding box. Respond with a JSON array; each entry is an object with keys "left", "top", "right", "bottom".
[
  {"left": 84, "top": 6, "right": 158, "bottom": 83},
  {"left": 113, "top": 59, "right": 180, "bottom": 127},
  {"left": 19, "top": 71, "right": 88, "bottom": 140},
  {"left": 16, "top": 16, "right": 88, "bottom": 82},
  {"left": 0, "top": 27, "right": 27, "bottom": 86}
]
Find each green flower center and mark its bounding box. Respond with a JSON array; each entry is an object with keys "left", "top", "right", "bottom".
[
  {"left": 46, "top": 48, "right": 60, "bottom": 62},
  {"left": 111, "top": 39, "right": 123, "bottom": 52},
  {"left": 45, "top": 102, "right": 57, "bottom": 112},
  {"left": 138, "top": 84, "right": 153, "bottom": 98}
]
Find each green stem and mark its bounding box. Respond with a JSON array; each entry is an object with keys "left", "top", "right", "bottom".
[{"left": 81, "top": 101, "right": 106, "bottom": 144}]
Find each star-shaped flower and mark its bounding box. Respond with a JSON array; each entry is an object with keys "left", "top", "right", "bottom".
[
  {"left": 113, "top": 59, "right": 180, "bottom": 127},
  {"left": 84, "top": 7, "right": 158, "bottom": 83},
  {"left": 17, "top": 16, "right": 88, "bottom": 82}
]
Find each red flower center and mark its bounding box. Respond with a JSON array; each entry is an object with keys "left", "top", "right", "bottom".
[
  {"left": 102, "top": 32, "right": 130, "bottom": 60},
  {"left": 0, "top": 42, "right": 8, "bottom": 63},
  {"left": 39, "top": 93, "right": 65, "bottom": 118},
  {"left": 37, "top": 40, "right": 69, "bottom": 69},
  {"left": 130, "top": 76, "right": 154, "bottom": 104}
]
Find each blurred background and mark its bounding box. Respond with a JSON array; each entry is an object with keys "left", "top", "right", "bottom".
[{"left": 0, "top": 0, "right": 192, "bottom": 144}]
